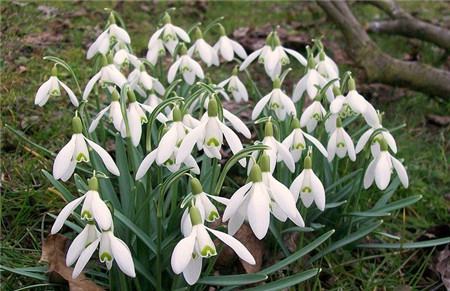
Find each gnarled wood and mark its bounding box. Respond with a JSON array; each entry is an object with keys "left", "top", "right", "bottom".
[{"left": 317, "top": 1, "right": 450, "bottom": 98}]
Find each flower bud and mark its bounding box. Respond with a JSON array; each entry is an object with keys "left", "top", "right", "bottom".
[
  {"left": 336, "top": 117, "right": 342, "bottom": 128},
  {"left": 51, "top": 65, "right": 58, "bottom": 77},
  {"left": 333, "top": 86, "right": 342, "bottom": 96},
  {"left": 193, "top": 27, "right": 203, "bottom": 40},
  {"left": 72, "top": 116, "right": 83, "bottom": 134},
  {"left": 378, "top": 138, "right": 388, "bottom": 152},
  {"left": 162, "top": 12, "right": 171, "bottom": 24},
  {"left": 111, "top": 89, "right": 120, "bottom": 101},
  {"left": 304, "top": 155, "right": 312, "bottom": 169},
  {"left": 272, "top": 76, "right": 281, "bottom": 89},
  {"left": 173, "top": 105, "right": 182, "bottom": 122},
  {"left": 190, "top": 177, "right": 203, "bottom": 195},
  {"left": 348, "top": 77, "right": 356, "bottom": 91},
  {"left": 101, "top": 54, "right": 109, "bottom": 67},
  {"left": 127, "top": 90, "right": 137, "bottom": 103},
  {"left": 218, "top": 24, "right": 226, "bottom": 36},
  {"left": 291, "top": 117, "right": 301, "bottom": 130},
  {"left": 232, "top": 65, "right": 239, "bottom": 76},
  {"left": 249, "top": 164, "right": 262, "bottom": 183},
  {"left": 319, "top": 50, "right": 326, "bottom": 61},
  {"left": 264, "top": 120, "right": 273, "bottom": 137},
  {"left": 178, "top": 43, "right": 188, "bottom": 55}
]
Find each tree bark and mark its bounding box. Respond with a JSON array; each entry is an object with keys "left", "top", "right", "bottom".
[
  {"left": 365, "top": 0, "right": 450, "bottom": 50},
  {"left": 317, "top": 1, "right": 450, "bottom": 99}
]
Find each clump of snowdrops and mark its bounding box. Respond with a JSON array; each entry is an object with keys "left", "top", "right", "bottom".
[{"left": 32, "top": 10, "right": 417, "bottom": 290}]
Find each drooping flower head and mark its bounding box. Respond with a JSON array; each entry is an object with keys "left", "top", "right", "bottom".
[
  {"left": 213, "top": 24, "right": 247, "bottom": 63},
  {"left": 188, "top": 27, "right": 219, "bottom": 67},
  {"left": 168, "top": 43, "right": 205, "bottom": 85},
  {"left": 35, "top": 65, "right": 79, "bottom": 107},
  {"left": 327, "top": 117, "right": 356, "bottom": 162},
  {"left": 218, "top": 66, "right": 248, "bottom": 103},
  {"left": 89, "top": 88, "right": 124, "bottom": 133}
]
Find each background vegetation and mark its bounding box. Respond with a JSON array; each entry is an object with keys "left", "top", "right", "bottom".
[{"left": 1, "top": 1, "right": 449, "bottom": 290}]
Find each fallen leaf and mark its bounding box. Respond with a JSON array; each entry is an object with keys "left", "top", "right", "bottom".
[
  {"left": 435, "top": 246, "right": 450, "bottom": 290},
  {"left": 427, "top": 114, "right": 450, "bottom": 126},
  {"left": 234, "top": 224, "right": 263, "bottom": 273},
  {"left": 41, "top": 234, "right": 104, "bottom": 291}
]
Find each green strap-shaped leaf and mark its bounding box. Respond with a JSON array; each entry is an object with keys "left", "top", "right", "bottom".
[
  {"left": 197, "top": 273, "right": 268, "bottom": 286},
  {"left": 114, "top": 210, "right": 156, "bottom": 254},
  {"left": 42, "top": 170, "right": 75, "bottom": 201},
  {"left": 308, "top": 220, "right": 383, "bottom": 263},
  {"left": 357, "top": 237, "right": 450, "bottom": 249},
  {"left": 244, "top": 268, "right": 321, "bottom": 291}
]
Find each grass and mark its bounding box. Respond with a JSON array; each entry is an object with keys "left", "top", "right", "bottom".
[{"left": 1, "top": 1, "right": 449, "bottom": 290}]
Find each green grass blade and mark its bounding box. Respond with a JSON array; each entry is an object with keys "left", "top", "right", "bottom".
[
  {"left": 357, "top": 237, "right": 450, "bottom": 249},
  {"left": 114, "top": 210, "right": 156, "bottom": 254},
  {"left": 0, "top": 265, "right": 48, "bottom": 281},
  {"left": 197, "top": 273, "right": 268, "bottom": 286},
  {"left": 42, "top": 170, "right": 75, "bottom": 201},
  {"left": 244, "top": 268, "right": 320, "bottom": 291}
]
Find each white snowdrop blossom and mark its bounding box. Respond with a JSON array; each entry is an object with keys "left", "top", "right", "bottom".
[
  {"left": 218, "top": 68, "right": 248, "bottom": 102},
  {"left": 342, "top": 77, "right": 379, "bottom": 127},
  {"left": 35, "top": 67, "right": 79, "bottom": 107},
  {"left": 248, "top": 120, "right": 295, "bottom": 174},
  {"left": 51, "top": 177, "right": 112, "bottom": 234},
  {"left": 113, "top": 49, "right": 141, "bottom": 68},
  {"left": 213, "top": 24, "right": 247, "bottom": 62},
  {"left": 252, "top": 77, "right": 296, "bottom": 121},
  {"left": 240, "top": 31, "right": 306, "bottom": 79},
  {"left": 135, "top": 107, "right": 200, "bottom": 179},
  {"left": 72, "top": 230, "right": 135, "bottom": 279},
  {"left": 147, "top": 13, "right": 190, "bottom": 59},
  {"left": 188, "top": 28, "right": 219, "bottom": 67},
  {"left": 128, "top": 66, "right": 165, "bottom": 96},
  {"left": 327, "top": 118, "right": 356, "bottom": 162},
  {"left": 290, "top": 155, "right": 326, "bottom": 211},
  {"left": 316, "top": 50, "right": 339, "bottom": 82},
  {"left": 171, "top": 206, "right": 255, "bottom": 285},
  {"left": 87, "top": 21, "right": 131, "bottom": 59},
  {"left": 364, "top": 139, "right": 408, "bottom": 190},
  {"left": 144, "top": 91, "right": 163, "bottom": 108},
  {"left": 88, "top": 89, "right": 124, "bottom": 133},
  {"left": 53, "top": 116, "right": 120, "bottom": 181},
  {"left": 282, "top": 118, "right": 328, "bottom": 162},
  {"left": 355, "top": 116, "right": 397, "bottom": 156},
  {"left": 65, "top": 224, "right": 100, "bottom": 268},
  {"left": 120, "top": 92, "right": 167, "bottom": 147},
  {"left": 300, "top": 100, "right": 326, "bottom": 133},
  {"left": 293, "top": 56, "right": 333, "bottom": 102},
  {"left": 168, "top": 44, "right": 204, "bottom": 85},
  {"left": 176, "top": 99, "right": 247, "bottom": 167},
  {"left": 83, "top": 58, "right": 127, "bottom": 100}
]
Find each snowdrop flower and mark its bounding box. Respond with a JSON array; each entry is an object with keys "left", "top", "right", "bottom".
[
  {"left": 341, "top": 77, "right": 379, "bottom": 127},
  {"left": 65, "top": 224, "right": 100, "bottom": 268},
  {"left": 82, "top": 56, "right": 127, "bottom": 100},
  {"left": 213, "top": 24, "right": 247, "bottom": 62},
  {"left": 290, "top": 155, "right": 326, "bottom": 211},
  {"left": 35, "top": 66, "right": 79, "bottom": 107},
  {"left": 144, "top": 91, "right": 163, "bottom": 108},
  {"left": 180, "top": 178, "right": 229, "bottom": 228},
  {"left": 282, "top": 118, "right": 328, "bottom": 162},
  {"left": 247, "top": 120, "right": 295, "bottom": 174},
  {"left": 293, "top": 55, "right": 332, "bottom": 102},
  {"left": 51, "top": 177, "right": 112, "bottom": 234},
  {"left": 113, "top": 48, "right": 141, "bottom": 69},
  {"left": 327, "top": 118, "right": 356, "bottom": 161},
  {"left": 316, "top": 50, "right": 339, "bottom": 82},
  {"left": 218, "top": 67, "right": 248, "bottom": 103},
  {"left": 355, "top": 114, "right": 397, "bottom": 155},
  {"left": 88, "top": 89, "right": 124, "bottom": 133},
  {"left": 171, "top": 206, "right": 255, "bottom": 285},
  {"left": 87, "top": 17, "right": 130, "bottom": 59},
  {"left": 120, "top": 90, "right": 167, "bottom": 147},
  {"left": 300, "top": 100, "right": 326, "bottom": 133},
  {"left": 135, "top": 107, "right": 200, "bottom": 178},
  {"left": 176, "top": 98, "right": 247, "bottom": 167},
  {"left": 72, "top": 230, "right": 135, "bottom": 278},
  {"left": 128, "top": 65, "right": 165, "bottom": 97},
  {"left": 188, "top": 27, "right": 219, "bottom": 67},
  {"left": 147, "top": 13, "right": 190, "bottom": 58},
  {"left": 53, "top": 116, "right": 120, "bottom": 181},
  {"left": 240, "top": 31, "right": 306, "bottom": 79},
  {"left": 168, "top": 44, "right": 204, "bottom": 85},
  {"left": 252, "top": 77, "right": 296, "bottom": 121},
  {"left": 364, "top": 139, "right": 408, "bottom": 190}
]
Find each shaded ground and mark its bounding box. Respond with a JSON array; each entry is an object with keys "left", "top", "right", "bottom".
[{"left": 1, "top": 1, "right": 449, "bottom": 290}]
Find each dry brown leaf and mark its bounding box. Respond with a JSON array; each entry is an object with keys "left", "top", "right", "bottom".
[
  {"left": 234, "top": 224, "right": 263, "bottom": 273},
  {"left": 435, "top": 246, "right": 450, "bottom": 290},
  {"left": 427, "top": 114, "right": 450, "bottom": 126},
  {"left": 41, "top": 234, "right": 104, "bottom": 291}
]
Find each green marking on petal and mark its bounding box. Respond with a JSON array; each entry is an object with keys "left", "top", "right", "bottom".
[
  {"left": 76, "top": 153, "right": 89, "bottom": 162},
  {"left": 100, "top": 252, "right": 113, "bottom": 262},
  {"left": 200, "top": 245, "right": 217, "bottom": 257},
  {"left": 165, "top": 159, "right": 175, "bottom": 166},
  {"left": 206, "top": 137, "right": 220, "bottom": 147},
  {"left": 207, "top": 211, "right": 219, "bottom": 221},
  {"left": 81, "top": 210, "right": 93, "bottom": 220},
  {"left": 302, "top": 186, "right": 312, "bottom": 193},
  {"left": 294, "top": 143, "right": 305, "bottom": 150},
  {"left": 50, "top": 89, "right": 60, "bottom": 97},
  {"left": 337, "top": 142, "right": 346, "bottom": 148}
]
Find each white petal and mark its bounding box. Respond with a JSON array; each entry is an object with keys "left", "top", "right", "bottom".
[
  {"left": 223, "top": 109, "right": 251, "bottom": 139},
  {"left": 383, "top": 131, "right": 398, "bottom": 153},
  {"left": 51, "top": 195, "right": 85, "bottom": 234},
  {"left": 173, "top": 25, "right": 191, "bottom": 43},
  {"left": 66, "top": 225, "right": 90, "bottom": 266},
  {"left": 276, "top": 141, "right": 295, "bottom": 172},
  {"left": 290, "top": 171, "right": 304, "bottom": 202},
  {"left": 303, "top": 131, "right": 328, "bottom": 157},
  {"left": 171, "top": 230, "right": 197, "bottom": 274},
  {"left": 156, "top": 127, "right": 178, "bottom": 164},
  {"left": 176, "top": 122, "right": 205, "bottom": 165},
  {"left": 85, "top": 138, "right": 120, "bottom": 176},
  {"left": 109, "top": 24, "right": 131, "bottom": 44},
  {"left": 252, "top": 93, "right": 272, "bottom": 120},
  {"left": 111, "top": 236, "right": 136, "bottom": 277},
  {"left": 135, "top": 150, "right": 157, "bottom": 180},
  {"left": 82, "top": 72, "right": 101, "bottom": 100},
  {"left": 58, "top": 80, "right": 79, "bottom": 107},
  {"left": 355, "top": 129, "right": 374, "bottom": 154},
  {"left": 327, "top": 131, "right": 337, "bottom": 162},
  {"left": 91, "top": 193, "right": 113, "bottom": 231},
  {"left": 167, "top": 59, "right": 181, "bottom": 83},
  {"left": 239, "top": 48, "right": 262, "bottom": 71},
  {"left": 72, "top": 238, "right": 100, "bottom": 278},
  {"left": 219, "top": 122, "right": 245, "bottom": 167},
  {"left": 222, "top": 182, "right": 252, "bottom": 221},
  {"left": 391, "top": 156, "right": 409, "bottom": 188},
  {"left": 183, "top": 255, "right": 202, "bottom": 285},
  {"left": 35, "top": 78, "right": 53, "bottom": 106},
  {"left": 231, "top": 39, "right": 247, "bottom": 59},
  {"left": 268, "top": 176, "right": 299, "bottom": 220},
  {"left": 342, "top": 129, "right": 356, "bottom": 161},
  {"left": 206, "top": 227, "right": 255, "bottom": 265},
  {"left": 374, "top": 152, "right": 392, "bottom": 190},
  {"left": 219, "top": 37, "right": 234, "bottom": 61},
  {"left": 284, "top": 48, "right": 307, "bottom": 66},
  {"left": 310, "top": 172, "right": 326, "bottom": 211},
  {"left": 53, "top": 136, "right": 76, "bottom": 180},
  {"left": 363, "top": 158, "right": 377, "bottom": 189},
  {"left": 88, "top": 105, "right": 111, "bottom": 133},
  {"left": 183, "top": 154, "right": 200, "bottom": 175},
  {"left": 247, "top": 184, "right": 270, "bottom": 239}
]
